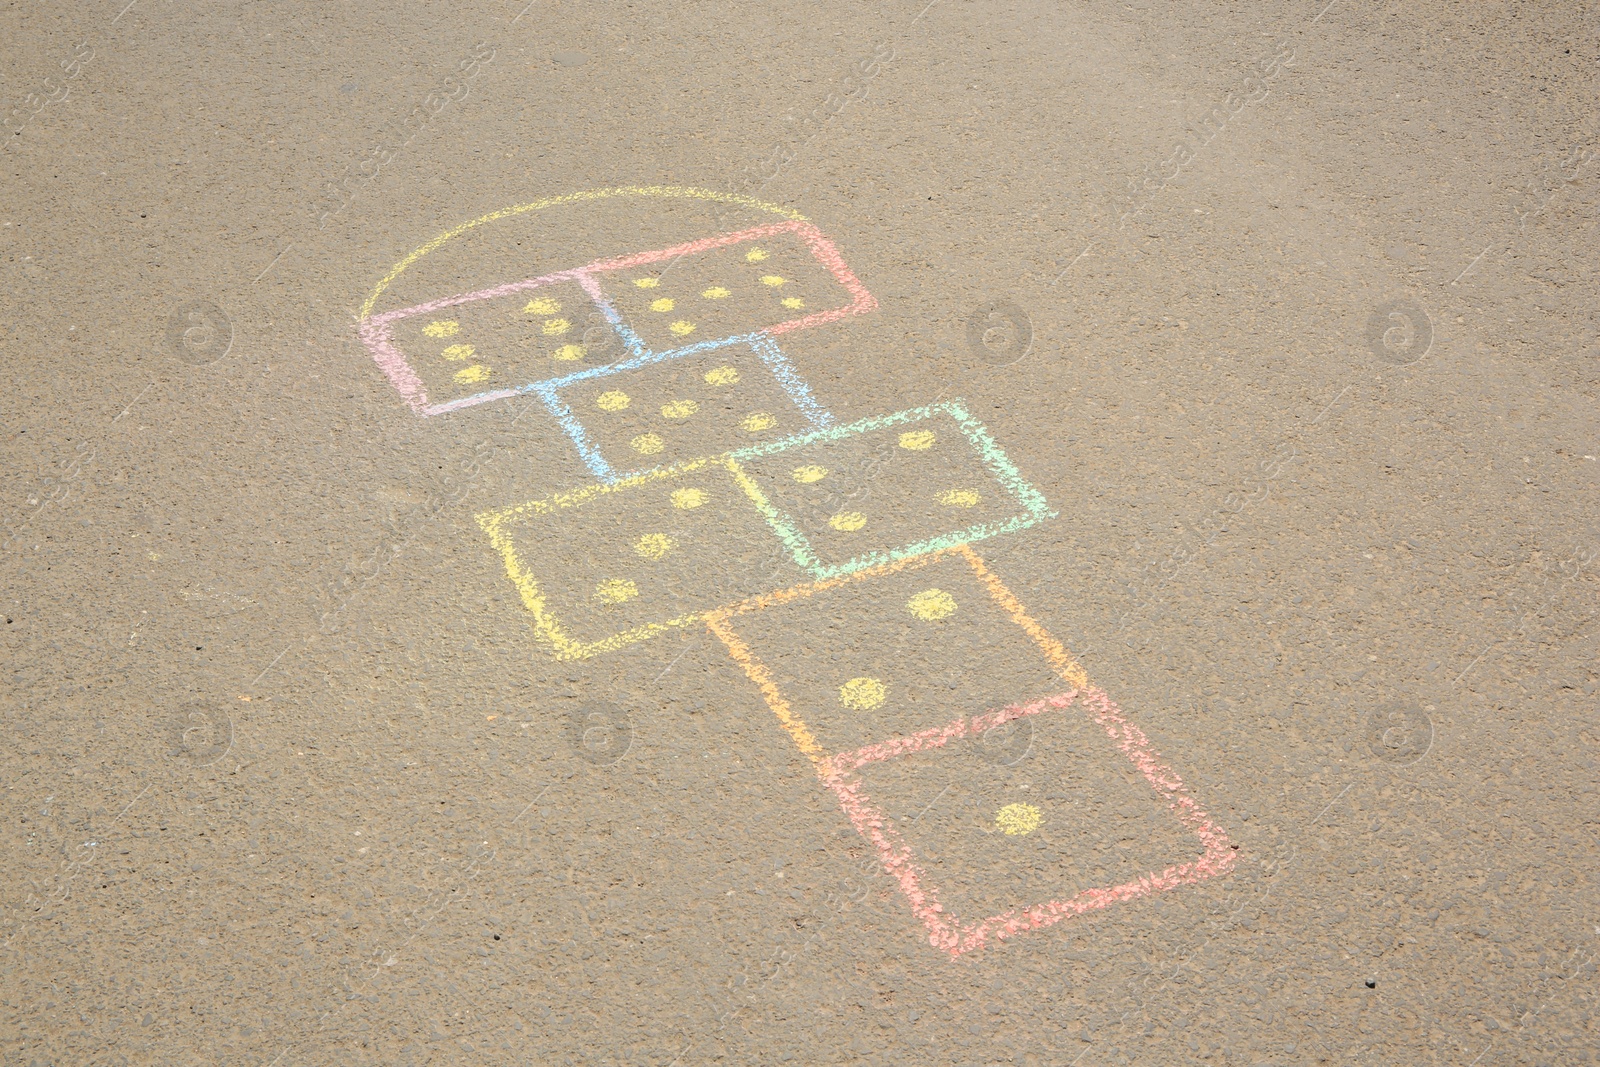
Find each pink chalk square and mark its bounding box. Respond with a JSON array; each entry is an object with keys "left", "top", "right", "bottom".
[
  {"left": 822, "top": 688, "right": 1235, "bottom": 957},
  {"left": 585, "top": 219, "right": 877, "bottom": 354},
  {"left": 358, "top": 270, "right": 611, "bottom": 417}
]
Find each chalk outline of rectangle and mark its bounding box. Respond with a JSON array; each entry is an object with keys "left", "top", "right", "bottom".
[
  {"left": 531, "top": 332, "right": 835, "bottom": 483},
  {"left": 824, "top": 688, "right": 1236, "bottom": 958},
  {"left": 702, "top": 544, "right": 1234, "bottom": 957},
  {"left": 723, "top": 400, "right": 1057, "bottom": 580},
  {"left": 582, "top": 218, "right": 877, "bottom": 350},
  {"left": 477, "top": 457, "right": 814, "bottom": 661},
  {"left": 356, "top": 220, "right": 875, "bottom": 418}
]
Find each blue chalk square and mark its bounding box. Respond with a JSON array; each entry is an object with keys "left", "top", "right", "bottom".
[{"left": 534, "top": 334, "right": 834, "bottom": 482}]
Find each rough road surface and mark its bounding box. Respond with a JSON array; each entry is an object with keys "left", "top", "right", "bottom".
[{"left": 2, "top": 1, "right": 1597, "bottom": 1064}]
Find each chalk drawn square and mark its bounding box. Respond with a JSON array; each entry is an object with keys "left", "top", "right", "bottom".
[
  {"left": 359, "top": 274, "right": 615, "bottom": 417},
  {"left": 476, "top": 459, "right": 806, "bottom": 660},
  {"left": 707, "top": 549, "right": 1062, "bottom": 754},
  {"left": 535, "top": 335, "right": 833, "bottom": 483},
  {"left": 706, "top": 546, "right": 1234, "bottom": 956},
  {"left": 726, "top": 401, "right": 1056, "bottom": 581},
  {"left": 824, "top": 688, "right": 1234, "bottom": 957},
  {"left": 586, "top": 219, "right": 876, "bottom": 356}
]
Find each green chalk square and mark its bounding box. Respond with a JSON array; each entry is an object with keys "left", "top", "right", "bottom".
[{"left": 725, "top": 400, "right": 1055, "bottom": 580}]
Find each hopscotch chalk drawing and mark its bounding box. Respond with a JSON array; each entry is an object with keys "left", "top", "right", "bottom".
[{"left": 354, "top": 186, "right": 1234, "bottom": 957}]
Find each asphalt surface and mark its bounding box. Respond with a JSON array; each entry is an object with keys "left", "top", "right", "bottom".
[{"left": 2, "top": 1, "right": 1598, "bottom": 1064}]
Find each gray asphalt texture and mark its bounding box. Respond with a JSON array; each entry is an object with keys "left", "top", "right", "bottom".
[{"left": 2, "top": 1, "right": 1598, "bottom": 1064}]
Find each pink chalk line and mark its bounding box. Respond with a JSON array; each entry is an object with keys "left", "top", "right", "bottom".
[
  {"left": 820, "top": 688, "right": 1236, "bottom": 958},
  {"left": 356, "top": 220, "right": 877, "bottom": 417}
]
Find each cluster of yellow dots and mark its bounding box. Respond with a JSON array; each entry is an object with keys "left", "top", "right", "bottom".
[
  {"left": 590, "top": 364, "right": 779, "bottom": 456},
  {"left": 789, "top": 430, "right": 983, "bottom": 533},
  {"left": 591, "top": 484, "right": 712, "bottom": 606},
  {"left": 520, "top": 297, "right": 587, "bottom": 363},
  {"left": 422, "top": 319, "right": 494, "bottom": 387},
  {"left": 420, "top": 294, "right": 588, "bottom": 390},
  {"left": 626, "top": 246, "right": 807, "bottom": 342}
]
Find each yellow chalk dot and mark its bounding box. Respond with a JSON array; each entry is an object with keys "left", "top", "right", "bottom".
[
  {"left": 596, "top": 390, "right": 630, "bottom": 411},
  {"left": 745, "top": 248, "right": 769, "bottom": 262},
  {"left": 702, "top": 286, "right": 731, "bottom": 299},
  {"left": 453, "top": 364, "right": 491, "bottom": 384},
  {"left": 899, "top": 430, "right": 936, "bottom": 450},
  {"left": 594, "top": 578, "right": 639, "bottom": 605},
  {"left": 781, "top": 297, "right": 806, "bottom": 309},
  {"left": 907, "top": 588, "right": 957, "bottom": 621},
  {"left": 634, "top": 533, "right": 676, "bottom": 560},
  {"left": 542, "top": 318, "right": 572, "bottom": 335},
  {"left": 741, "top": 412, "right": 777, "bottom": 432},
  {"left": 634, "top": 278, "right": 660, "bottom": 288},
  {"left": 839, "top": 677, "right": 887, "bottom": 711},
  {"left": 669, "top": 320, "right": 697, "bottom": 336},
  {"left": 760, "top": 275, "right": 786, "bottom": 287},
  {"left": 423, "top": 320, "right": 460, "bottom": 338},
  {"left": 995, "top": 803, "right": 1043, "bottom": 836},
  {"left": 631, "top": 433, "right": 665, "bottom": 455},
  {"left": 441, "top": 343, "right": 475, "bottom": 361},
  {"left": 828, "top": 512, "right": 867, "bottom": 532},
  {"left": 704, "top": 365, "right": 740, "bottom": 386},
  {"left": 650, "top": 297, "right": 676, "bottom": 313},
  {"left": 553, "top": 344, "right": 587, "bottom": 361},
  {"left": 939, "top": 489, "right": 981, "bottom": 508},
  {"left": 671, "top": 487, "right": 708, "bottom": 509},
  {"left": 792, "top": 465, "right": 828, "bottom": 484},
  {"left": 661, "top": 399, "right": 699, "bottom": 419},
  {"left": 523, "top": 297, "right": 561, "bottom": 315}
]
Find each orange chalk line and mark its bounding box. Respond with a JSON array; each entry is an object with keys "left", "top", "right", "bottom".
[
  {"left": 702, "top": 615, "right": 825, "bottom": 761},
  {"left": 704, "top": 547, "right": 1234, "bottom": 956}
]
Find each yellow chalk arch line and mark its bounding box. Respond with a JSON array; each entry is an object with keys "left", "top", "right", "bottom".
[{"left": 359, "top": 186, "right": 810, "bottom": 321}]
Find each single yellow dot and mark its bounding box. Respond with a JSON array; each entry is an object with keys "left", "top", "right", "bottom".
[
  {"left": 594, "top": 578, "right": 639, "bottom": 605},
  {"left": 741, "top": 412, "right": 777, "bottom": 432},
  {"left": 671, "top": 487, "right": 708, "bottom": 509},
  {"left": 453, "top": 364, "right": 491, "bottom": 384},
  {"left": 745, "top": 248, "right": 769, "bottom": 262},
  {"left": 661, "top": 399, "right": 699, "bottom": 420},
  {"left": 760, "top": 275, "right": 786, "bottom": 287},
  {"left": 669, "top": 320, "right": 697, "bottom": 336},
  {"left": 596, "top": 390, "right": 631, "bottom": 411},
  {"left": 781, "top": 297, "right": 806, "bottom": 309},
  {"left": 939, "top": 489, "right": 981, "bottom": 508},
  {"left": 650, "top": 297, "right": 676, "bottom": 313},
  {"left": 542, "top": 318, "right": 572, "bottom": 336},
  {"left": 995, "top": 803, "right": 1043, "bottom": 836},
  {"left": 634, "top": 533, "right": 676, "bottom": 561},
  {"left": 553, "top": 344, "right": 587, "bottom": 361},
  {"left": 701, "top": 286, "right": 731, "bottom": 299},
  {"left": 441, "top": 343, "right": 475, "bottom": 361},
  {"left": 704, "top": 365, "right": 740, "bottom": 386},
  {"left": 839, "top": 677, "right": 887, "bottom": 711},
  {"left": 792, "top": 465, "right": 828, "bottom": 484},
  {"left": 523, "top": 297, "right": 561, "bottom": 315},
  {"left": 828, "top": 512, "right": 867, "bottom": 532},
  {"left": 631, "top": 433, "right": 665, "bottom": 455},
  {"left": 634, "top": 278, "right": 661, "bottom": 288},
  {"left": 423, "top": 320, "right": 460, "bottom": 338},
  {"left": 907, "top": 588, "right": 957, "bottom": 621},
  {"left": 899, "top": 430, "right": 936, "bottom": 450}
]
